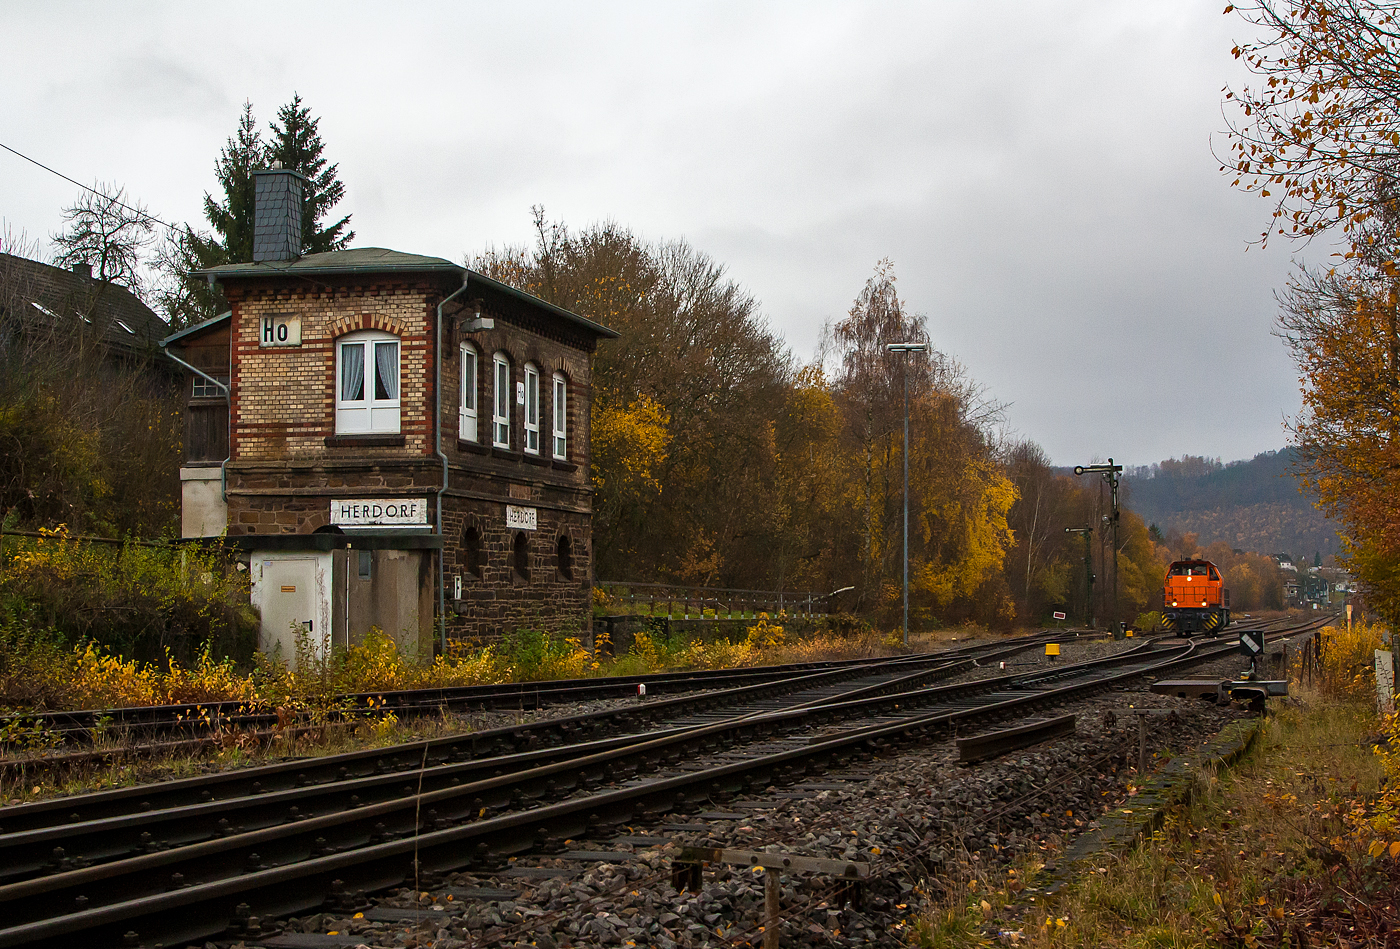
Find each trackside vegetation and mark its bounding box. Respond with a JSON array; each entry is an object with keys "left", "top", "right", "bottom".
[
  {"left": 910, "top": 621, "right": 1400, "bottom": 948},
  {"left": 0, "top": 530, "right": 916, "bottom": 717}
]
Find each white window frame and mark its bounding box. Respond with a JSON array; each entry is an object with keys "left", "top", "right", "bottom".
[
  {"left": 336, "top": 330, "right": 400, "bottom": 435},
  {"left": 192, "top": 374, "right": 229, "bottom": 399},
  {"left": 523, "top": 363, "right": 540, "bottom": 455},
  {"left": 492, "top": 352, "right": 511, "bottom": 448},
  {"left": 459, "top": 342, "right": 478, "bottom": 442},
  {"left": 552, "top": 372, "right": 567, "bottom": 459}
]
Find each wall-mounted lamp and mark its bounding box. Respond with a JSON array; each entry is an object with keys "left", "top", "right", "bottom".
[{"left": 460, "top": 305, "right": 493, "bottom": 333}]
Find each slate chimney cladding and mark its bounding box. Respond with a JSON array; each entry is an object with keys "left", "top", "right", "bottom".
[{"left": 252, "top": 168, "right": 305, "bottom": 263}]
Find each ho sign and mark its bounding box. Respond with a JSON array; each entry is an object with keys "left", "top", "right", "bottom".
[{"left": 260, "top": 314, "right": 302, "bottom": 347}]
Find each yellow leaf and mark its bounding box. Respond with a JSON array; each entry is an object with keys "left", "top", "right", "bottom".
[
  {"left": 1389, "top": 841, "right": 1400, "bottom": 858},
  {"left": 1370, "top": 840, "right": 1386, "bottom": 858}
]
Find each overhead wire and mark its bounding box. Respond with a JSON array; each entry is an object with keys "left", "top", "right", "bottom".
[
  {"left": 0, "top": 138, "right": 355, "bottom": 302},
  {"left": 0, "top": 140, "right": 184, "bottom": 236}
]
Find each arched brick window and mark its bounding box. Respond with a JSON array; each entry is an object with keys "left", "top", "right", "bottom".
[
  {"left": 492, "top": 352, "right": 511, "bottom": 448},
  {"left": 512, "top": 531, "right": 530, "bottom": 582},
  {"left": 523, "top": 362, "right": 541, "bottom": 455},
  {"left": 463, "top": 525, "right": 483, "bottom": 578},
  {"left": 459, "top": 343, "right": 479, "bottom": 442},
  {"left": 552, "top": 372, "right": 568, "bottom": 459},
  {"left": 556, "top": 533, "right": 574, "bottom": 581}
]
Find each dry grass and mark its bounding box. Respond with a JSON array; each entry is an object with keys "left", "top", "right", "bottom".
[{"left": 908, "top": 696, "right": 1385, "bottom": 948}]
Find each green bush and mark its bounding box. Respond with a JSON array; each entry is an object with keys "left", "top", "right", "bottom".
[
  {"left": 0, "top": 530, "right": 255, "bottom": 666},
  {"left": 1135, "top": 610, "right": 1164, "bottom": 632}
]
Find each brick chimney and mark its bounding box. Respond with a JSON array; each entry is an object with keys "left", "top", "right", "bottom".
[
  {"left": 252, "top": 165, "right": 306, "bottom": 263},
  {"left": 70, "top": 262, "right": 91, "bottom": 280}
]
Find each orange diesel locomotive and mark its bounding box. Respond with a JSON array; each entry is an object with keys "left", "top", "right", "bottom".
[{"left": 1162, "top": 559, "right": 1230, "bottom": 636}]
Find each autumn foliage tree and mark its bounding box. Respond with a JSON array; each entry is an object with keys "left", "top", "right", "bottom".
[
  {"left": 1226, "top": 0, "right": 1400, "bottom": 623},
  {"left": 819, "top": 264, "right": 1019, "bottom": 625},
  {"left": 1224, "top": 0, "right": 1400, "bottom": 245},
  {"left": 475, "top": 211, "right": 791, "bottom": 586},
  {"left": 477, "top": 219, "right": 1031, "bottom": 626}
]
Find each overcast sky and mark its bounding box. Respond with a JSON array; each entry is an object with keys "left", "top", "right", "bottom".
[{"left": 2, "top": 1, "right": 1316, "bottom": 468}]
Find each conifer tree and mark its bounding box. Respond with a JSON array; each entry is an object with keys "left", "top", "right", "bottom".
[
  {"left": 267, "top": 93, "right": 354, "bottom": 254},
  {"left": 155, "top": 96, "right": 353, "bottom": 326},
  {"left": 202, "top": 101, "right": 264, "bottom": 266}
]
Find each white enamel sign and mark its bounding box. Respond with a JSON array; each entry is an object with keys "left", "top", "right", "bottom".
[
  {"left": 260, "top": 314, "right": 302, "bottom": 347},
  {"left": 506, "top": 505, "right": 537, "bottom": 531},
  {"left": 330, "top": 498, "right": 428, "bottom": 528}
]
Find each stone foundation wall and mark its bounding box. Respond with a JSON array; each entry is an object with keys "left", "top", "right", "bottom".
[{"left": 442, "top": 495, "right": 592, "bottom": 640}]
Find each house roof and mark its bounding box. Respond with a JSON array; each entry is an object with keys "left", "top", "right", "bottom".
[
  {"left": 0, "top": 252, "right": 168, "bottom": 353},
  {"left": 161, "top": 310, "right": 231, "bottom": 347},
  {"left": 198, "top": 247, "right": 619, "bottom": 340},
  {"left": 198, "top": 247, "right": 461, "bottom": 279}
]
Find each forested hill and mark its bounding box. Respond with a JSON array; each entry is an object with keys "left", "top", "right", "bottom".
[{"left": 1118, "top": 450, "right": 1342, "bottom": 559}]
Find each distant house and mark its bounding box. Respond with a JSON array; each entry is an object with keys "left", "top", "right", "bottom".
[
  {"left": 0, "top": 252, "right": 168, "bottom": 361},
  {"left": 163, "top": 168, "right": 618, "bottom": 663}
]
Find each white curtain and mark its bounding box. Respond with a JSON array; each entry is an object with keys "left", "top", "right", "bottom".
[
  {"left": 340, "top": 343, "right": 365, "bottom": 401},
  {"left": 374, "top": 341, "right": 398, "bottom": 400}
]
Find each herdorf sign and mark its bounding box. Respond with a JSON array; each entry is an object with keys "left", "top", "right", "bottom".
[
  {"left": 506, "top": 505, "right": 537, "bottom": 531},
  {"left": 330, "top": 498, "right": 428, "bottom": 528}
]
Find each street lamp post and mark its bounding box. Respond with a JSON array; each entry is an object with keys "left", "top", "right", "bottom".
[
  {"left": 1074, "top": 460, "right": 1123, "bottom": 631},
  {"left": 886, "top": 341, "right": 927, "bottom": 646}
]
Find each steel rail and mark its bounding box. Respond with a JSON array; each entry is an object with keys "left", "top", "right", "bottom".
[
  {"left": 0, "top": 635, "right": 1190, "bottom": 943},
  {"left": 0, "top": 659, "right": 976, "bottom": 881},
  {"left": 0, "top": 652, "right": 982, "bottom": 833},
  {"left": 0, "top": 628, "right": 1242, "bottom": 948},
  {"left": 0, "top": 632, "right": 1062, "bottom": 749},
  {"left": 0, "top": 632, "right": 1069, "bottom": 812},
  {"left": 0, "top": 619, "right": 1326, "bottom": 947},
  {"left": 0, "top": 637, "right": 1093, "bottom": 882}
]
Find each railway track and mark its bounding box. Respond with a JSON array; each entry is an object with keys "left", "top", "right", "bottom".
[
  {"left": 0, "top": 638, "right": 1065, "bottom": 782},
  {"left": 0, "top": 618, "right": 1329, "bottom": 948},
  {"left": 0, "top": 649, "right": 981, "bottom": 746},
  {"left": 0, "top": 635, "right": 1074, "bottom": 758}
]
